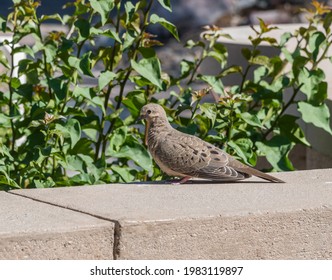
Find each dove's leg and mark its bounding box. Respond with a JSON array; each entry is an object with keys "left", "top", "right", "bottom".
[{"left": 171, "top": 176, "right": 192, "bottom": 185}]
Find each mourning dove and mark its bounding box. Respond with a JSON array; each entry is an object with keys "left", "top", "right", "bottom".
[{"left": 139, "top": 103, "right": 284, "bottom": 184}]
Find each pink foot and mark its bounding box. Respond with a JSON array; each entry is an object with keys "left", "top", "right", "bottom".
[{"left": 171, "top": 176, "right": 192, "bottom": 185}]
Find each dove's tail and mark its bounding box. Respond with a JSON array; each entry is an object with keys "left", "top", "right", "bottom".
[{"left": 246, "top": 167, "right": 285, "bottom": 183}]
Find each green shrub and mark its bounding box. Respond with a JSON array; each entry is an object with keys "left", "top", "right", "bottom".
[{"left": 0, "top": 0, "right": 331, "bottom": 189}]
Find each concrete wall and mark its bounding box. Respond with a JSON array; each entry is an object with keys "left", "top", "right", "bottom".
[{"left": 1, "top": 168, "right": 332, "bottom": 259}]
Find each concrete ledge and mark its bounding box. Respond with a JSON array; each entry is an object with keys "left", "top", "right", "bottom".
[
  {"left": 118, "top": 208, "right": 332, "bottom": 259},
  {"left": 2, "top": 168, "right": 332, "bottom": 259},
  {"left": 0, "top": 192, "right": 114, "bottom": 259}
]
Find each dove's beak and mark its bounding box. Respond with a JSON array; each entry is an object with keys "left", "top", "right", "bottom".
[
  {"left": 137, "top": 114, "right": 146, "bottom": 122},
  {"left": 138, "top": 109, "right": 151, "bottom": 122}
]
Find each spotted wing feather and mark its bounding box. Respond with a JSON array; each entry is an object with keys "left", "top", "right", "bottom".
[{"left": 155, "top": 130, "right": 249, "bottom": 181}]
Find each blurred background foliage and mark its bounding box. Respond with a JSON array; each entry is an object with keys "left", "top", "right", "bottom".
[{"left": 0, "top": 0, "right": 331, "bottom": 189}]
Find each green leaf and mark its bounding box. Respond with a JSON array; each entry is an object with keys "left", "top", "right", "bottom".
[
  {"left": 74, "top": 18, "right": 90, "bottom": 40},
  {"left": 68, "top": 56, "right": 80, "bottom": 68},
  {"left": 125, "top": 1, "right": 136, "bottom": 24},
  {"left": 185, "top": 40, "right": 205, "bottom": 49},
  {"left": 156, "top": 0, "right": 172, "bottom": 12},
  {"left": 0, "top": 143, "right": 13, "bottom": 161},
  {"left": 199, "top": 103, "right": 217, "bottom": 127},
  {"left": 308, "top": 31, "right": 325, "bottom": 61},
  {"left": 44, "top": 43, "right": 57, "bottom": 63},
  {"left": 239, "top": 112, "right": 264, "bottom": 128},
  {"left": 73, "top": 85, "right": 90, "bottom": 99},
  {"left": 131, "top": 57, "right": 163, "bottom": 89},
  {"left": 108, "top": 135, "right": 153, "bottom": 172},
  {"left": 109, "top": 126, "right": 127, "bottom": 152},
  {"left": 73, "top": 86, "right": 105, "bottom": 114},
  {"left": 198, "top": 75, "right": 224, "bottom": 94},
  {"left": 80, "top": 52, "right": 94, "bottom": 77},
  {"left": 50, "top": 78, "right": 68, "bottom": 102},
  {"left": 258, "top": 18, "right": 269, "bottom": 33},
  {"left": 33, "top": 178, "right": 55, "bottom": 189},
  {"left": 278, "top": 115, "right": 310, "bottom": 146},
  {"left": 253, "top": 66, "right": 268, "bottom": 83},
  {"left": 13, "top": 45, "right": 35, "bottom": 58},
  {"left": 111, "top": 165, "right": 136, "bottom": 183},
  {"left": 0, "top": 169, "right": 20, "bottom": 189},
  {"left": 228, "top": 138, "right": 255, "bottom": 165},
  {"left": 256, "top": 136, "right": 295, "bottom": 171},
  {"left": 298, "top": 68, "right": 327, "bottom": 104},
  {"left": 0, "top": 50, "right": 9, "bottom": 68},
  {"left": 180, "top": 59, "right": 194, "bottom": 79},
  {"left": 98, "top": 70, "right": 117, "bottom": 90},
  {"left": 292, "top": 55, "right": 309, "bottom": 77},
  {"left": 150, "top": 14, "right": 179, "bottom": 41},
  {"left": 10, "top": 77, "right": 21, "bottom": 89},
  {"left": 101, "top": 29, "right": 122, "bottom": 43},
  {"left": 261, "top": 37, "right": 277, "bottom": 45},
  {"left": 62, "top": 155, "right": 84, "bottom": 172},
  {"left": 220, "top": 65, "right": 242, "bottom": 77},
  {"left": 69, "top": 54, "right": 94, "bottom": 77},
  {"left": 90, "top": 0, "right": 115, "bottom": 25},
  {"left": 54, "top": 123, "right": 70, "bottom": 140},
  {"left": 67, "top": 118, "right": 81, "bottom": 148},
  {"left": 298, "top": 102, "right": 332, "bottom": 135},
  {"left": 123, "top": 29, "right": 137, "bottom": 50},
  {"left": 122, "top": 90, "right": 147, "bottom": 118},
  {"left": 40, "top": 14, "right": 63, "bottom": 23},
  {"left": 138, "top": 47, "right": 156, "bottom": 58},
  {"left": 0, "top": 16, "right": 7, "bottom": 33},
  {"left": 323, "top": 12, "right": 332, "bottom": 33},
  {"left": 280, "top": 32, "right": 292, "bottom": 46},
  {"left": 249, "top": 55, "right": 270, "bottom": 66},
  {"left": 207, "top": 42, "right": 228, "bottom": 67},
  {"left": 241, "top": 48, "right": 251, "bottom": 60},
  {"left": 71, "top": 138, "right": 94, "bottom": 155}
]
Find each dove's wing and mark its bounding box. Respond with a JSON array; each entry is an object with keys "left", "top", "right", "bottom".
[{"left": 156, "top": 130, "right": 249, "bottom": 181}]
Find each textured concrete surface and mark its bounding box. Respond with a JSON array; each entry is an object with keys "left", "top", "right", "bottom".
[
  {"left": 118, "top": 208, "right": 332, "bottom": 259},
  {"left": 7, "top": 168, "right": 332, "bottom": 259},
  {"left": 0, "top": 192, "right": 114, "bottom": 259}
]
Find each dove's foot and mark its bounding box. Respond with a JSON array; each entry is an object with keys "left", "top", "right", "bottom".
[{"left": 169, "top": 176, "right": 192, "bottom": 185}]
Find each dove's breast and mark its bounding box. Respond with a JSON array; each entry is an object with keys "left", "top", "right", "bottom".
[{"left": 147, "top": 129, "right": 187, "bottom": 177}]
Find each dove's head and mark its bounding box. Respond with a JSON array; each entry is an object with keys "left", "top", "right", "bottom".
[{"left": 139, "top": 103, "right": 168, "bottom": 123}]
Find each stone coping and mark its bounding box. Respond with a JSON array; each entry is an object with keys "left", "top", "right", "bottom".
[{"left": 1, "top": 168, "right": 332, "bottom": 259}]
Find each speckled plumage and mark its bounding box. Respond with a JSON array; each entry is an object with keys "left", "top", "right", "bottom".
[{"left": 140, "top": 103, "right": 284, "bottom": 183}]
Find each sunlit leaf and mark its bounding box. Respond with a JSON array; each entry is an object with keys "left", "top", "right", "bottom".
[
  {"left": 90, "top": 0, "right": 115, "bottom": 25},
  {"left": 67, "top": 118, "right": 81, "bottom": 148},
  {"left": 111, "top": 165, "right": 136, "bottom": 183},
  {"left": 108, "top": 136, "right": 153, "bottom": 172},
  {"left": 308, "top": 31, "right": 325, "bottom": 60},
  {"left": 199, "top": 103, "right": 217, "bottom": 127},
  {"left": 256, "top": 136, "right": 295, "bottom": 171},
  {"left": 239, "top": 112, "right": 264, "bottom": 128},
  {"left": 122, "top": 90, "right": 147, "bottom": 118},
  {"left": 278, "top": 115, "right": 310, "bottom": 146},
  {"left": 298, "top": 102, "right": 332, "bottom": 135},
  {"left": 98, "top": 70, "right": 117, "bottom": 90},
  {"left": 109, "top": 126, "right": 127, "bottom": 152},
  {"left": 228, "top": 138, "right": 254, "bottom": 165},
  {"left": 80, "top": 52, "right": 94, "bottom": 77},
  {"left": 0, "top": 50, "right": 9, "bottom": 68},
  {"left": 150, "top": 14, "right": 179, "bottom": 41},
  {"left": 131, "top": 57, "right": 163, "bottom": 89},
  {"left": 156, "top": 0, "right": 172, "bottom": 12}
]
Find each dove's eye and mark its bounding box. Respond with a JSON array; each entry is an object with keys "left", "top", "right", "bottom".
[{"left": 147, "top": 110, "right": 152, "bottom": 114}]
